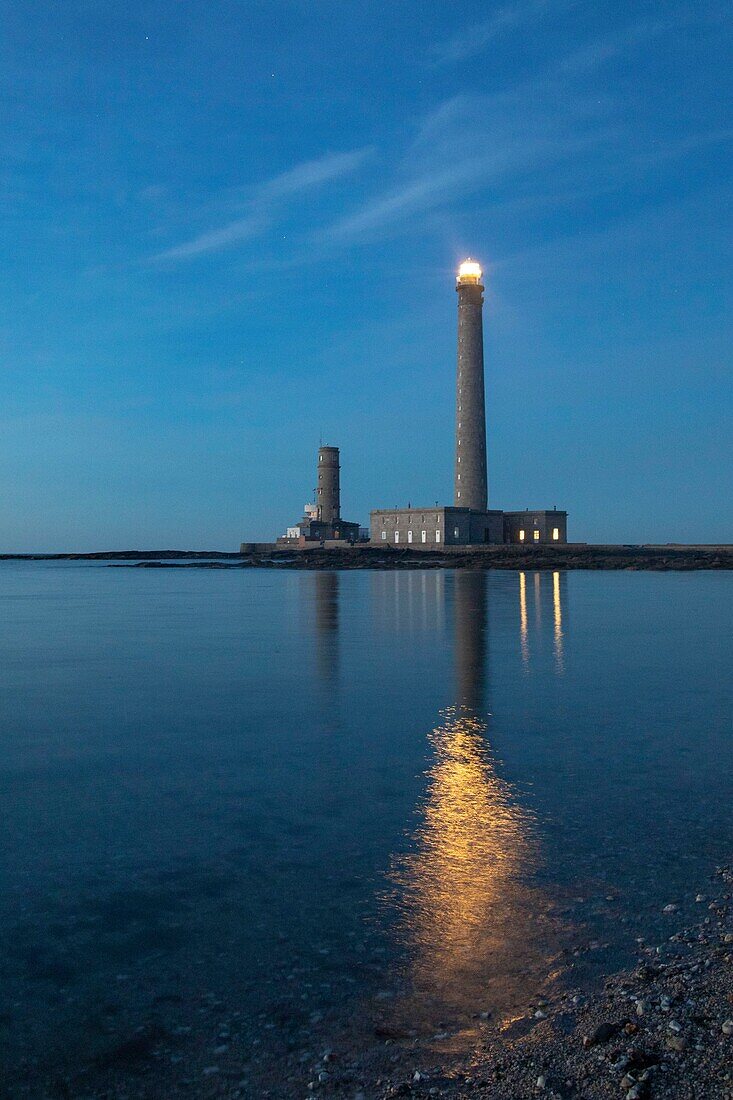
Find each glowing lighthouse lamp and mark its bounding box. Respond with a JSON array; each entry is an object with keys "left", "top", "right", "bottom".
[{"left": 457, "top": 258, "right": 483, "bottom": 284}]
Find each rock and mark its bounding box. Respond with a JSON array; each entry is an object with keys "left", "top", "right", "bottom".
[
  {"left": 536, "top": 1074, "right": 546, "bottom": 1089},
  {"left": 668, "top": 1020, "right": 682, "bottom": 1032},
  {"left": 663, "top": 904, "right": 679, "bottom": 914},
  {"left": 534, "top": 1009, "right": 548, "bottom": 1020},
  {"left": 665, "top": 1035, "right": 688, "bottom": 1052},
  {"left": 722, "top": 1020, "right": 733, "bottom": 1035},
  {"left": 635, "top": 1000, "right": 648, "bottom": 1016},
  {"left": 583, "top": 1021, "right": 620, "bottom": 1048},
  {"left": 620, "top": 1074, "right": 637, "bottom": 1088}
]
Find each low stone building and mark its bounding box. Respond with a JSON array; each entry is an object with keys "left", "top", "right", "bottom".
[
  {"left": 503, "top": 509, "right": 568, "bottom": 545},
  {"left": 370, "top": 507, "right": 505, "bottom": 547}
]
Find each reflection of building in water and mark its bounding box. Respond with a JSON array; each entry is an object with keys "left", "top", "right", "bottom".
[
  {"left": 453, "top": 570, "right": 487, "bottom": 712},
  {"left": 313, "top": 571, "right": 339, "bottom": 685},
  {"left": 390, "top": 571, "right": 562, "bottom": 1026},
  {"left": 370, "top": 569, "right": 445, "bottom": 637},
  {"left": 517, "top": 570, "right": 567, "bottom": 674}
]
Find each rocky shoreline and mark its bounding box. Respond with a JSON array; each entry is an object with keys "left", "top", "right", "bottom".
[
  {"left": 2, "top": 545, "right": 732, "bottom": 570},
  {"left": 324, "top": 865, "right": 733, "bottom": 1100}
]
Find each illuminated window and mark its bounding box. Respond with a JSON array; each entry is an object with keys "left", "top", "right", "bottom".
[
  {"left": 421, "top": 530, "right": 426, "bottom": 543},
  {"left": 457, "top": 456, "right": 461, "bottom": 463},
  {"left": 407, "top": 530, "right": 413, "bottom": 543},
  {"left": 534, "top": 530, "right": 540, "bottom": 541},
  {"left": 552, "top": 528, "right": 560, "bottom": 541},
  {"left": 381, "top": 530, "right": 386, "bottom": 541},
  {"left": 453, "top": 527, "right": 460, "bottom": 539},
  {"left": 457, "top": 491, "right": 461, "bottom": 499},
  {"left": 436, "top": 529, "right": 441, "bottom": 542},
  {"left": 457, "top": 474, "right": 461, "bottom": 481},
  {"left": 519, "top": 529, "right": 525, "bottom": 542},
  {"left": 394, "top": 531, "right": 399, "bottom": 544}
]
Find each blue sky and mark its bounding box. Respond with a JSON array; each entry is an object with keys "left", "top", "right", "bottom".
[{"left": 1, "top": 0, "right": 731, "bottom": 549}]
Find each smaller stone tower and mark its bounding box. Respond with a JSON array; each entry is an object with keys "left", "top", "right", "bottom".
[{"left": 316, "top": 446, "right": 340, "bottom": 525}]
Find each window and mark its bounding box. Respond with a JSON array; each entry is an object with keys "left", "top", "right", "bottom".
[
  {"left": 435, "top": 529, "right": 441, "bottom": 542},
  {"left": 552, "top": 527, "right": 560, "bottom": 541},
  {"left": 457, "top": 473, "right": 461, "bottom": 481},
  {"left": 457, "top": 492, "right": 461, "bottom": 499},
  {"left": 519, "top": 529, "right": 525, "bottom": 542},
  {"left": 407, "top": 530, "right": 413, "bottom": 543},
  {"left": 381, "top": 530, "right": 386, "bottom": 541},
  {"left": 457, "top": 456, "right": 461, "bottom": 463},
  {"left": 421, "top": 530, "right": 427, "bottom": 543},
  {"left": 533, "top": 530, "right": 540, "bottom": 541},
  {"left": 394, "top": 531, "right": 399, "bottom": 544},
  {"left": 453, "top": 527, "right": 460, "bottom": 539}
]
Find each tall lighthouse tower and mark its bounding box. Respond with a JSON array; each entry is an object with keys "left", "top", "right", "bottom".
[{"left": 454, "top": 259, "right": 487, "bottom": 512}]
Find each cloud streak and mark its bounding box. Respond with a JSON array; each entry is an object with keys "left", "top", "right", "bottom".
[
  {"left": 150, "top": 147, "right": 372, "bottom": 262},
  {"left": 323, "top": 92, "right": 615, "bottom": 243},
  {"left": 431, "top": 0, "right": 566, "bottom": 65}
]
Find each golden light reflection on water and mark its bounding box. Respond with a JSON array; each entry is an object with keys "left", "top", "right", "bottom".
[
  {"left": 519, "top": 571, "right": 529, "bottom": 667},
  {"left": 553, "top": 570, "right": 564, "bottom": 673},
  {"left": 376, "top": 570, "right": 570, "bottom": 1033},
  {"left": 391, "top": 708, "right": 559, "bottom": 1026}
]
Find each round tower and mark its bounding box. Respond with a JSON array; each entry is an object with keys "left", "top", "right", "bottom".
[
  {"left": 316, "top": 445, "right": 340, "bottom": 525},
  {"left": 455, "top": 259, "right": 487, "bottom": 512}
]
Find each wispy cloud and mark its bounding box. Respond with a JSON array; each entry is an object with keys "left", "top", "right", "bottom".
[
  {"left": 324, "top": 92, "right": 615, "bottom": 242},
  {"left": 558, "top": 14, "right": 689, "bottom": 74},
  {"left": 150, "top": 147, "right": 372, "bottom": 262},
  {"left": 431, "top": 0, "right": 565, "bottom": 65}
]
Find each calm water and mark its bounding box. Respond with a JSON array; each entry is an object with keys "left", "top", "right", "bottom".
[{"left": 0, "top": 563, "right": 731, "bottom": 1092}]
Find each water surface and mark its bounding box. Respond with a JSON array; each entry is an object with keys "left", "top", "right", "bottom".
[{"left": 0, "top": 563, "right": 730, "bottom": 1092}]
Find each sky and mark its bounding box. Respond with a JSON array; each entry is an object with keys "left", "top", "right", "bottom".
[{"left": 1, "top": 0, "right": 731, "bottom": 550}]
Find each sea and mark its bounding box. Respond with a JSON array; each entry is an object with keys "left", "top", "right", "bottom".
[{"left": 0, "top": 562, "right": 731, "bottom": 1094}]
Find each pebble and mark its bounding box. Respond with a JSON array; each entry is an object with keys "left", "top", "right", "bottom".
[
  {"left": 668, "top": 1019, "right": 682, "bottom": 1032},
  {"left": 534, "top": 1009, "right": 548, "bottom": 1019},
  {"left": 663, "top": 903, "right": 679, "bottom": 914},
  {"left": 536, "top": 1074, "right": 546, "bottom": 1089},
  {"left": 722, "top": 1020, "right": 733, "bottom": 1035},
  {"left": 665, "top": 1035, "right": 688, "bottom": 1052}
]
